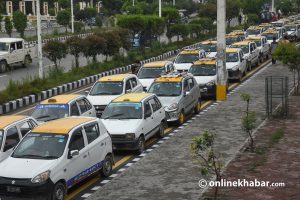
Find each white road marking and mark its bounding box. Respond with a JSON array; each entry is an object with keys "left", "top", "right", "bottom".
[
  {"left": 109, "top": 174, "right": 118, "bottom": 178},
  {"left": 132, "top": 158, "right": 141, "bottom": 162},
  {"left": 125, "top": 163, "right": 133, "bottom": 167},
  {"left": 91, "top": 186, "right": 101, "bottom": 191},
  {"left": 118, "top": 168, "right": 126, "bottom": 172},
  {"left": 0, "top": 75, "right": 7, "bottom": 78},
  {"left": 100, "top": 180, "right": 110, "bottom": 184},
  {"left": 81, "top": 193, "right": 92, "bottom": 198}
]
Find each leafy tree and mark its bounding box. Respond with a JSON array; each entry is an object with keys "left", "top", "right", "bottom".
[
  {"left": 247, "top": 13, "right": 259, "bottom": 25},
  {"left": 162, "top": 7, "right": 180, "bottom": 26},
  {"left": 12, "top": 11, "right": 27, "bottom": 38},
  {"left": 167, "top": 24, "right": 189, "bottom": 42},
  {"left": 99, "top": 31, "right": 122, "bottom": 61},
  {"left": 226, "top": 0, "right": 241, "bottom": 24},
  {"left": 57, "top": 10, "right": 71, "bottom": 32},
  {"left": 175, "top": 0, "right": 199, "bottom": 15},
  {"left": 84, "top": 7, "right": 97, "bottom": 19},
  {"left": 241, "top": 93, "right": 256, "bottom": 152},
  {"left": 117, "top": 14, "right": 147, "bottom": 41},
  {"left": 189, "top": 24, "right": 202, "bottom": 38},
  {"left": 58, "top": 0, "right": 70, "bottom": 9},
  {"left": 102, "top": 0, "right": 123, "bottom": 15},
  {"left": 66, "top": 36, "right": 83, "bottom": 68},
  {"left": 241, "top": 0, "right": 267, "bottom": 15},
  {"left": 191, "top": 131, "right": 223, "bottom": 200},
  {"left": 198, "top": 2, "right": 217, "bottom": 21},
  {"left": 95, "top": 16, "right": 102, "bottom": 27},
  {"left": 43, "top": 41, "right": 68, "bottom": 69},
  {"left": 83, "top": 35, "right": 106, "bottom": 63},
  {"left": 190, "top": 17, "right": 215, "bottom": 32},
  {"left": 277, "top": 0, "right": 293, "bottom": 15},
  {"left": 114, "top": 28, "right": 131, "bottom": 51},
  {"left": 4, "top": 17, "right": 13, "bottom": 38}
]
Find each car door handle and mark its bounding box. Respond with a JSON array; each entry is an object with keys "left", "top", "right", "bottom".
[{"left": 83, "top": 154, "right": 88, "bottom": 158}]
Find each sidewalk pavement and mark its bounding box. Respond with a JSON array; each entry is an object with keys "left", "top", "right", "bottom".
[{"left": 88, "top": 62, "right": 295, "bottom": 200}]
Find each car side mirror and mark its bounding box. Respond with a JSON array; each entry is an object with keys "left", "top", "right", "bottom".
[
  {"left": 241, "top": 58, "right": 244, "bottom": 62},
  {"left": 68, "top": 150, "right": 79, "bottom": 159},
  {"left": 144, "top": 112, "right": 152, "bottom": 119},
  {"left": 126, "top": 89, "right": 132, "bottom": 94},
  {"left": 10, "top": 48, "right": 14, "bottom": 53},
  {"left": 184, "top": 91, "right": 190, "bottom": 97},
  {"left": 85, "top": 91, "right": 89, "bottom": 95}
]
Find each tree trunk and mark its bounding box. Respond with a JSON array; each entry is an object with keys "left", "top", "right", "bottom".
[{"left": 75, "top": 56, "right": 79, "bottom": 68}]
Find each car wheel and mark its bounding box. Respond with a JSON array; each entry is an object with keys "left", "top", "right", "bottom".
[
  {"left": 194, "top": 100, "right": 201, "bottom": 114},
  {"left": 52, "top": 182, "right": 66, "bottom": 200},
  {"left": 0, "top": 61, "right": 7, "bottom": 73},
  {"left": 247, "top": 61, "right": 252, "bottom": 72},
  {"left": 157, "top": 122, "right": 166, "bottom": 138},
  {"left": 135, "top": 136, "right": 145, "bottom": 155},
  {"left": 23, "top": 55, "right": 31, "bottom": 68},
  {"left": 100, "top": 155, "right": 113, "bottom": 178},
  {"left": 178, "top": 111, "right": 185, "bottom": 125}
]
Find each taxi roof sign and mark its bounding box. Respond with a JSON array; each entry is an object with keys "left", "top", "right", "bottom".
[
  {"left": 41, "top": 95, "right": 81, "bottom": 105},
  {"left": 143, "top": 61, "right": 170, "bottom": 68},
  {"left": 98, "top": 74, "right": 130, "bottom": 82},
  {"left": 112, "top": 93, "right": 152, "bottom": 103}
]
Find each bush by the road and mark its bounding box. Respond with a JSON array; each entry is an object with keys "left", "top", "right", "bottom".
[
  {"left": 4, "top": 17, "right": 13, "bottom": 37},
  {"left": 12, "top": 11, "right": 27, "bottom": 38},
  {"left": 57, "top": 10, "right": 71, "bottom": 33},
  {"left": 43, "top": 41, "right": 68, "bottom": 69}
]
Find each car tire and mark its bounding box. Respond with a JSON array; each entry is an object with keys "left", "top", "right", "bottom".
[
  {"left": 0, "top": 61, "right": 7, "bottom": 73},
  {"left": 135, "top": 136, "right": 145, "bottom": 155},
  {"left": 51, "top": 182, "right": 66, "bottom": 200},
  {"left": 157, "top": 122, "right": 166, "bottom": 138},
  {"left": 247, "top": 61, "right": 252, "bottom": 72},
  {"left": 177, "top": 111, "right": 185, "bottom": 125},
  {"left": 100, "top": 155, "right": 113, "bottom": 178},
  {"left": 194, "top": 100, "right": 201, "bottom": 114},
  {"left": 23, "top": 55, "right": 31, "bottom": 68}
]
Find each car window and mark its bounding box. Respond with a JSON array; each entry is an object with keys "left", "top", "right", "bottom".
[
  {"left": 19, "top": 121, "right": 33, "bottom": 137},
  {"left": 239, "top": 52, "right": 243, "bottom": 61},
  {"left": 188, "top": 78, "right": 195, "bottom": 89},
  {"left": 84, "top": 123, "right": 100, "bottom": 144},
  {"left": 16, "top": 41, "right": 23, "bottom": 50},
  {"left": 83, "top": 98, "right": 92, "bottom": 110},
  {"left": 149, "top": 98, "right": 159, "bottom": 112},
  {"left": 70, "top": 102, "right": 80, "bottom": 116},
  {"left": 77, "top": 99, "right": 88, "bottom": 114},
  {"left": 4, "top": 126, "right": 20, "bottom": 152},
  {"left": 125, "top": 80, "right": 132, "bottom": 91},
  {"left": 144, "top": 101, "right": 152, "bottom": 117},
  {"left": 184, "top": 79, "right": 190, "bottom": 91},
  {"left": 130, "top": 78, "right": 137, "bottom": 88},
  {"left": 154, "top": 96, "right": 162, "bottom": 109},
  {"left": 10, "top": 43, "right": 16, "bottom": 51},
  {"left": 69, "top": 129, "right": 85, "bottom": 151}
]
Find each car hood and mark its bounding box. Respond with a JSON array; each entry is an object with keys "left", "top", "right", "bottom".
[
  {"left": 226, "top": 62, "right": 239, "bottom": 70},
  {"left": 87, "top": 95, "right": 119, "bottom": 106},
  {"left": 174, "top": 63, "right": 193, "bottom": 71},
  {"left": 287, "top": 31, "right": 295, "bottom": 35},
  {"left": 158, "top": 96, "right": 181, "bottom": 107},
  {"left": 0, "top": 51, "right": 8, "bottom": 56},
  {"left": 101, "top": 119, "right": 142, "bottom": 134},
  {"left": 0, "top": 157, "right": 58, "bottom": 179},
  {"left": 206, "top": 52, "right": 217, "bottom": 58},
  {"left": 139, "top": 79, "right": 155, "bottom": 90},
  {"left": 194, "top": 75, "right": 216, "bottom": 85}
]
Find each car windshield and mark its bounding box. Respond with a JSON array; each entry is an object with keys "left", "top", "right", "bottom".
[
  {"left": 175, "top": 54, "right": 199, "bottom": 63},
  {"left": 189, "top": 65, "right": 216, "bottom": 76},
  {"left": 201, "top": 44, "right": 217, "bottom": 52},
  {"left": 263, "top": 34, "right": 278, "bottom": 40},
  {"left": 137, "top": 67, "right": 165, "bottom": 79},
  {"left": 226, "top": 52, "right": 239, "bottom": 62},
  {"left": 102, "top": 103, "right": 142, "bottom": 119},
  {"left": 32, "top": 104, "right": 69, "bottom": 122},
  {"left": 246, "top": 29, "right": 260, "bottom": 35},
  {"left": 253, "top": 40, "right": 262, "bottom": 47},
  {"left": 0, "top": 130, "right": 3, "bottom": 150},
  {"left": 226, "top": 37, "right": 239, "bottom": 45},
  {"left": 231, "top": 45, "right": 249, "bottom": 54},
  {"left": 0, "top": 42, "right": 9, "bottom": 51},
  {"left": 12, "top": 133, "right": 68, "bottom": 160},
  {"left": 148, "top": 82, "right": 182, "bottom": 96},
  {"left": 89, "top": 82, "right": 123, "bottom": 95},
  {"left": 285, "top": 26, "right": 296, "bottom": 31},
  {"left": 272, "top": 23, "right": 283, "bottom": 27}
]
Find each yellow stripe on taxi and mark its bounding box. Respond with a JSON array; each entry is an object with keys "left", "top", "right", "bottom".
[
  {"left": 98, "top": 74, "right": 130, "bottom": 82},
  {"left": 40, "top": 95, "right": 81, "bottom": 105},
  {"left": 112, "top": 93, "right": 152, "bottom": 103},
  {"left": 143, "top": 61, "right": 169, "bottom": 68}
]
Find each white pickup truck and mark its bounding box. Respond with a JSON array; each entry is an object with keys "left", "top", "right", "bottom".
[{"left": 0, "top": 38, "right": 36, "bottom": 73}]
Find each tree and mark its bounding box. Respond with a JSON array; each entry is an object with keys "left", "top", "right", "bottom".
[
  {"left": 247, "top": 13, "right": 259, "bottom": 25},
  {"left": 190, "top": 17, "right": 215, "bottom": 32},
  {"left": 66, "top": 36, "right": 83, "bottom": 68},
  {"left": 5, "top": 17, "right": 13, "bottom": 38},
  {"left": 95, "top": 16, "right": 102, "bottom": 27},
  {"left": 99, "top": 31, "right": 122, "bottom": 61},
  {"left": 241, "top": 0, "right": 267, "bottom": 15},
  {"left": 43, "top": 41, "right": 68, "bottom": 69},
  {"left": 12, "top": 11, "right": 27, "bottom": 38},
  {"left": 198, "top": 2, "right": 217, "bottom": 21},
  {"left": 114, "top": 28, "right": 131, "bottom": 51},
  {"left": 189, "top": 24, "right": 202, "bottom": 38},
  {"left": 83, "top": 35, "right": 106, "bottom": 63},
  {"left": 277, "top": 0, "right": 293, "bottom": 15},
  {"left": 58, "top": 0, "right": 70, "bottom": 9},
  {"left": 162, "top": 7, "right": 180, "bottom": 25},
  {"left": 191, "top": 131, "right": 223, "bottom": 200},
  {"left": 241, "top": 93, "right": 256, "bottom": 152},
  {"left": 273, "top": 42, "right": 300, "bottom": 94},
  {"left": 57, "top": 10, "right": 71, "bottom": 33},
  {"left": 226, "top": 0, "right": 241, "bottom": 24},
  {"left": 167, "top": 24, "right": 189, "bottom": 42},
  {"left": 102, "top": 0, "right": 123, "bottom": 15}
]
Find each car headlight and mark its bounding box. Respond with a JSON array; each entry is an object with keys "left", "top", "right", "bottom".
[
  {"left": 206, "top": 81, "right": 215, "bottom": 87},
  {"left": 231, "top": 65, "right": 239, "bottom": 71},
  {"left": 31, "top": 170, "right": 51, "bottom": 184},
  {"left": 167, "top": 103, "right": 179, "bottom": 111},
  {"left": 125, "top": 133, "right": 135, "bottom": 140}
]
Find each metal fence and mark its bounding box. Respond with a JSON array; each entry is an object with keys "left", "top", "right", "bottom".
[{"left": 265, "top": 76, "right": 288, "bottom": 117}]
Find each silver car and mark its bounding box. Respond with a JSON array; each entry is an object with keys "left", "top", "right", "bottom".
[{"left": 148, "top": 73, "right": 201, "bottom": 125}]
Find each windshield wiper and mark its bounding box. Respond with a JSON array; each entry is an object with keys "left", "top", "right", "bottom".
[
  {"left": 102, "top": 113, "right": 124, "bottom": 119},
  {"left": 91, "top": 92, "right": 112, "bottom": 95},
  {"left": 13, "top": 154, "right": 44, "bottom": 159},
  {"left": 41, "top": 155, "right": 59, "bottom": 159}
]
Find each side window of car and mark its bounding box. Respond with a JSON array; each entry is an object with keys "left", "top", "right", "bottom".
[
  {"left": 130, "top": 78, "right": 137, "bottom": 88},
  {"left": 83, "top": 98, "right": 93, "bottom": 110},
  {"left": 125, "top": 80, "right": 132, "bottom": 91},
  {"left": 69, "top": 128, "right": 85, "bottom": 151},
  {"left": 19, "top": 121, "right": 34, "bottom": 137},
  {"left": 154, "top": 96, "right": 162, "bottom": 110},
  {"left": 144, "top": 101, "right": 152, "bottom": 117},
  {"left": 16, "top": 41, "right": 23, "bottom": 50},
  {"left": 77, "top": 99, "right": 88, "bottom": 114},
  {"left": 188, "top": 78, "right": 195, "bottom": 89},
  {"left": 84, "top": 123, "right": 100, "bottom": 144},
  {"left": 70, "top": 102, "right": 80, "bottom": 116},
  {"left": 183, "top": 79, "right": 190, "bottom": 91},
  {"left": 149, "top": 98, "right": 158, "bottom": 112},
  {"left": 4, "top": 126, "right": 20, "bottom": 152},
  {"left": 10, "top": 43, "right": 16, "bottom": 51}
]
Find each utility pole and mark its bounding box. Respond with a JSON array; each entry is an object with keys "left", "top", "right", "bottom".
[
  {"left": 37, "top": 0, "right": 43, "bottom": 79},
  {"left": 133, "top": 0, "right": 135, "bottom": 7},
  {"left": 216, "top": 0, "right": 227, "bottom": 101},
  {"left": 173, "top": 0, "right": 175, "bottom": 6},
  {"left": 71, "top": 0, "right": 74, "bottom": 33},
  {"left": 159, "top": 0, "right": 162, "bottom": 17},
  {"left": 271, "top": 0, "right": 275, "bottom": 12}
]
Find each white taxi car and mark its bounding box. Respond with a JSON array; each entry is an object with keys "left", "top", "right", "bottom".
[
  {"left": 148, "top": 73, "right": 201, "bottom": 125},
  {"left": 284, "top": 23, "right": 300, "bottom": 41},
  {"left": 86, "top": 74, "right": 143, "bottom": 117},
  {"left": 261, "top": 29, "right": 281, "bottom": 43},
  {"left": 245, "top": 36, "right": 270, "bottom": 62},
  {"left": 0, "top": 115, "right": 38, "bottom": 163},
  {"left": 246, "top": 26, "right": 264, "bottom": 37},
  {"left": 173, "top": 49, "right": 206, "bottom": 72},
  {"left": 31, "top": 95, "right": 96, "bottom": 123},
  {"left": 230, "top": 41, "right": 259, "bottom": 71},
  {"left": 226, "top": 48, "right": 247, "bottom": 81},
  {"left": 137, "top": 61, "right": 174, "bottom": 91},
  {"left": 0, "top": 117, "right": 113, "bottom": 199},
  {"left": 101, "top": 93, "right": 166, "bottom": 154},
  {"left": 229, "top": 30, "right": 246, "bottom": 40},
  {"left": 200, "top": 40, "right": 218, "bottom": 58}
]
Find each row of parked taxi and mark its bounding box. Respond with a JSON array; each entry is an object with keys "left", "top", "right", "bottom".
[{"left": 0, "top": 15, "right": 299, "bottom": 200}]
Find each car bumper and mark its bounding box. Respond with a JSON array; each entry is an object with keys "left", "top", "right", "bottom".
[
  {"left": 0, "top": 177, "right": 54, "bottom": 199},
  {"left": 112, "top": 138, "right": 139, "bottom": 150},
  {"left": 165, "top": 110, "right": 180, "bottom": 122},
  {"left": 199, "top": 85, "right": 216, "bottom": 98},
  {"left": 227, "top": 69, "right": 241, "bottom": 80},
  {"left": 94, "top": 105, "right": 107, "bottom": 117}
]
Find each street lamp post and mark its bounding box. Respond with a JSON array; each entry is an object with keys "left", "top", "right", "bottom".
[
  {"left": 271, "top": 0, "right": 275, "bottom": 12},
  {"left": 216, "top": 0, "right": 227, "bottom": 101},
  {"left": 173, "top": 0, "right": 175, "bottom": 6},
  {"left": 71, "top": 0, "right": 74, "bottom": 33},
  {"left": 133, "top": 0, "right": 135, "bottom": 7},
  {"left": 36, "top": 0, "right": 43, "bottom": 79},
  {"left": 159, "top": 0, "right": 162, "bottom": 17}
]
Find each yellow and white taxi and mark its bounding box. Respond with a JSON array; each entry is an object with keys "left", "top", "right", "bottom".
[
  {"left": 87, "top": 74, "right": 143, "bottom": 117},
  {"left": 284, "top": 23, "right": 300, "bottom": 40},
  {"left": 101, "top": 93, "right": 166, "bottom": 154},
  {"left": 174, "top": 49, "right": 206, "bottom": 72},
  {"left": 229, "top": 30, "right": 246, "bottom": 40},
  {"left": 0, "top": 115, "right": 38, "bottom": 162},
  {"left": 200, "top": 40, "right": 218, "bottom": 58},
  {"left": 246, "top": 26, "right": 264, "bottom": 37},
  {"left": 225, "top": 34, "right": 242, "bottom": 45},
  {"left": 245, "top": 36, "right": 270, "bottom": 62},
  {"left": 225, "top": 48, "right": 247, "bottom": 81},
  {"left": 137, "top": 61, "right": 174, "bottom": 91},
  {"left": 259, "top": 23, "right": 272, "bottom": 30},
  {"left": 31, "top": 95, "right": 96, "bottom": 123},
  {"left": 261, "top": 28, "right": 281, "bottom": 43},
  {"left": 0, "top": 117, "right": 113, "bottom": 199}
]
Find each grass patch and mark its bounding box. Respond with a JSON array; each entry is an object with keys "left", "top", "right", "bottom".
[{"left": 270, "top": 129, "right": 285, "bottom": 145}]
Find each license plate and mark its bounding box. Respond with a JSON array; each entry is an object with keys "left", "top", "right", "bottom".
[{"left": 7, "top": 186, "right": 21, "bottom": 193}]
